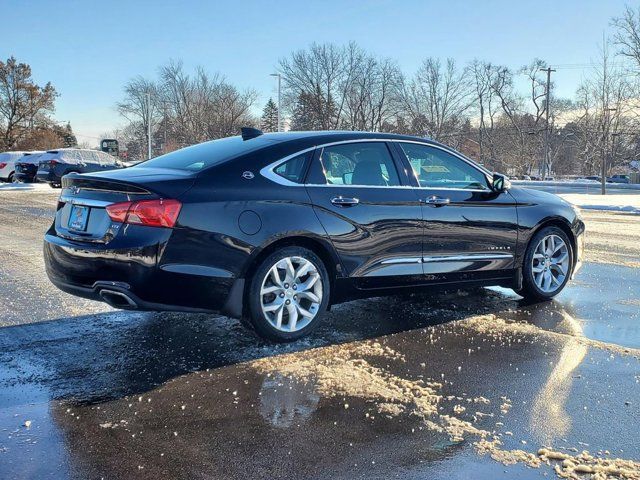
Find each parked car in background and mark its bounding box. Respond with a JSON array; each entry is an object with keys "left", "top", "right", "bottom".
[
  {"left": 36, "top": 148, "right": 124, "bottom": 188},
  {"left": 607, "top": 174, "right": 630, "bottom": 184},
  {"left": 43, "top": 129, "right": 585, "bottom": 342},
  {"left": 0, "top": 151, "right": 27, "bottom": 182},
  {"left": 14, "top": 151, "right": 45, "bottom": 183}
]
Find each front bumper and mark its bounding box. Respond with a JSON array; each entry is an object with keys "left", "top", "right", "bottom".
[
  {"left": 44, "top": 225, "right": 238, "bottom": 314},
  {"left": 571, "top": 229, "right": 585, "bottom": 279}
]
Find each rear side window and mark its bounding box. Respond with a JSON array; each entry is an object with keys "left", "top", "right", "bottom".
[
  {"left": 313, "top": 142, "right": 400, "bottom": 187},
  {"left": 274, "top": 151, "right": 311, "bottom": 184}
]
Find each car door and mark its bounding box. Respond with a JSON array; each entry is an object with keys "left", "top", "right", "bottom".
[
  {"left": 304, "top": 141, "right": 423, "bottom": 288},
  {"left": 394, "top": 142, "right": 518, "bottom": 276}
]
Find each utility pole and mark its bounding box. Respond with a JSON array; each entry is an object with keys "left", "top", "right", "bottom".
[
  {"left": 540, "top": 67, "right": 556, "bottom": 180},
  {"left": 602, "top": 107, "right": 617, "bottom": 194},
  {"left": 147, "top": 91, "right": 152, "bottom": 160},
  {"left": 270, "top": 73, "right": 282, "bottom": 132},
  {"left": 162, "top": 100, "right": 168, "bottom": 154}
]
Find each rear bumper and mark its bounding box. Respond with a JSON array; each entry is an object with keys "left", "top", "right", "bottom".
[
  {"left": 36, "top": 171, "right": 61, "bottom": 184},
  {"left": 15, "top": 165, "right": 37, "bottom": 182},
  {"left": 14, "top": 172, "right": 36, "bottom": 182},
  {"left": 44, "top": 226, "right": 241, "bottom": 315}
]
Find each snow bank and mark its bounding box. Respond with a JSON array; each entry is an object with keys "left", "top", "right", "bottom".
[
  {"left": 559, "top": 193, "right": 640, "bottom": 214},
  {"left": 512, "top": 179, "right": 640, "bottom": 190}
]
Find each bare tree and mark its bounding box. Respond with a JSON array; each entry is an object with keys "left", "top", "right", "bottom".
[
  {"left": 469, "top": 60, "right": 502, "bottom": 163},
  {"left": 343, "top": 55, "right": 402, "bottom": 131},
  {"left": 573, "top": 39, "right": 635, "bottom": 175},
  {"left": 116, "top": 61, "right": 257, "bottom": 159},
  {"left": 612, "top": 6, "right": 640, "bottom": 71},
  {"left": 116, "top": 75, "right": 160, "bottom": 154},
  {"left": 397, "top": 58, "right": 472, "bottom": 141},
  {"left": 0, "top": 56, "right": 57, "bottom": 150},
  {"left": 279, "top": 42, "right": 365, "bottom": 130}
]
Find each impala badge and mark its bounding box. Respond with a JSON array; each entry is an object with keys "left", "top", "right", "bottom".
[{"left": 242, "top": 171, "right": 255, "bottom": 180}]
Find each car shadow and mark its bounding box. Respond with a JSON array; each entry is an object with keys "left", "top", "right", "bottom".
[{"left": 0, "top": 287, "right": 548, "bottom": 406}]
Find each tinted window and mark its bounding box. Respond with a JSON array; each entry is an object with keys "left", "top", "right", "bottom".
[
  {"left": 316, "top": 142, "right": 400, "bottom": 187},
  {"left": 399, "top": 143, "right": 489, "bottom": 190},
  {"left": 274, "top": 151, "right": 311, "bottom": 183},
  {"left": 134, "top": 136, "right": 272, "bottom": 171}
]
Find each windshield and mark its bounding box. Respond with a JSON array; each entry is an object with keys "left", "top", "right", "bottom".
[{"left": 133, "top": 136, "right": 274, "bottom": 171}]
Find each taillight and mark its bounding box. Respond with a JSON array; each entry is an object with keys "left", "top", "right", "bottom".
[
  {"left": 47, "top": 160, "right": 59, "bottom": 166},
  {"left": 106, "top": 199, "right": 182, "bottom": 228},
  {"left": 0, "top": 163, "right": 6, "bottom": 169}
]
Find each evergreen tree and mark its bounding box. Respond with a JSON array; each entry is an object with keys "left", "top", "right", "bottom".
[
  {"left": 62, "top": 123, "right": 77, "bottom": 147},
  {"left": 261, "top": 98, "right": 279, "bottom": 132}
]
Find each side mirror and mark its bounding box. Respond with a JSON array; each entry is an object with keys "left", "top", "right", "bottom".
[{"left": 492, "top": 173, "right": 511, "bottom": 192}]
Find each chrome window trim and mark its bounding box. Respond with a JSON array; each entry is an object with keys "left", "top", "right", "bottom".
[
  {"left": 259, "top": 138, "right": 493, "bottom": 193},
  {"left": 259, "top": 146, "right": 318, "bottom": 187}
]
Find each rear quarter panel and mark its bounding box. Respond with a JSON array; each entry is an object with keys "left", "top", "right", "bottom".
[{"left": 161, "top": 158, "right": 339, "bottom": 280}]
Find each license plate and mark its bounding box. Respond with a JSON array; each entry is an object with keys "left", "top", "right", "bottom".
[{"left": 68, "top": 205, "right": 90, "bottom": 231}]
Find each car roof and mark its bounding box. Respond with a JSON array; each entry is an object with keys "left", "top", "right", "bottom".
[{"left": 257, "top": 130, "right": 440, "bottom": 146}]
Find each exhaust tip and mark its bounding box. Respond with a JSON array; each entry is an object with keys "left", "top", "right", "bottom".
[{"left": 99, "top": 289, "right": 138, "bottom": 309}]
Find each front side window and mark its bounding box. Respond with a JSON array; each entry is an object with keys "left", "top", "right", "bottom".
[
  {"left": 399, "top": 143, "right": 489, "bottom": 190},
  {"left": 316, "top": 142, "right": 400, "bottom": 187}
]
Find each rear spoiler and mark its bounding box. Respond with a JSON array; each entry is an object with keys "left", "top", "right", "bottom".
[{"left": 62, "top": 173, "right": 151, "bottom": 195}]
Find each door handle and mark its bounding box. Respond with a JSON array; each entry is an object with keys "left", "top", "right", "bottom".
[
  {"left": 422, "top": 195, "right": 450, "bottom": 207},
  {"left": 331, "top": 196, "right": 360, "bottom": 207}
]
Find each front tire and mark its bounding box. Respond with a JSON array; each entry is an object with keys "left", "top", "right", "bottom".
[
  {"left": 247, "top": 246, "right": 330, "bottom": 342},
  {"left": 517, "top": 226, "right": 573, "bottom": 301}
]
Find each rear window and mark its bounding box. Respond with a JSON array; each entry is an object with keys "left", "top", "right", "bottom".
[{"left": 133, "top": 136, "right": 274, "bottom": 171}]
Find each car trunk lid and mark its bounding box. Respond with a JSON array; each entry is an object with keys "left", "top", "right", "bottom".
[{"left": 55, "top": 168, "right": 195, "bottom": 243}]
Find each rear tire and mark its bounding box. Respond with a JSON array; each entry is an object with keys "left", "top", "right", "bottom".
[
  {"left": 247, "top": 246, "right": 330, "bottom": 342},
  {"left": 8, "top": 173, "right": 15, "bottom": 183},
  {"left": 517, "top": 226, "right": 573, "bottom": 302}
]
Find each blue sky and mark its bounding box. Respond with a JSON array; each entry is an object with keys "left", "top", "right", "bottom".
[{"left": 2, "top": 0, "right": 631, "bottom": 145}]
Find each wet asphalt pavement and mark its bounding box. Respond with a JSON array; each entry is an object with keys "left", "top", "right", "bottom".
[{"left": 1, "top": 185, "right": 639, "bottom": 479}]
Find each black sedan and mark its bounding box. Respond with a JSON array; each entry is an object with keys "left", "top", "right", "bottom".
[{"left": 44, "top": 130, "right": 585, "bottom": 341}]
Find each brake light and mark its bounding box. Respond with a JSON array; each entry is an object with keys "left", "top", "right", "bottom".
[
  {"left": 47, "top": 160, "right": 59, "bottom": 166},
  {"left": 0, "top": 163, "right": 6, "bottom": 169},
  {"left": 106, "top": 199, "right": 182, "bottom": 228}
]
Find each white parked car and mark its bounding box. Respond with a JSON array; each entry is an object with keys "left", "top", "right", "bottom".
[{"left": 0, "top": 151, "right": 27, "bottom": 182}]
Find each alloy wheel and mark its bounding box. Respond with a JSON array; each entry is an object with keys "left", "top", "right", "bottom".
[
  {"left": 531, "top": 234, "right": 569, "bottom": 293},
  {"left": 259, "top": 256, "right": 323, "bottom": 332}
]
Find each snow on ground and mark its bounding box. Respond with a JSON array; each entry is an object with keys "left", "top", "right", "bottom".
[
  {"left": 0, "top": 182, "right": 52, "bottom": 191},
  {"left": 559, "top": 193, "right": 640, "bottom": 214}
]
